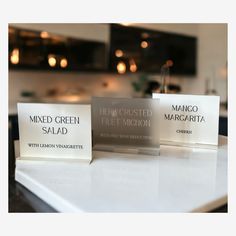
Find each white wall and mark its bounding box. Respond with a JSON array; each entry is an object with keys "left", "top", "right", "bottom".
[
  {"left": 9, "top": 23, "right": 227, "bottom": 112},
  {"left": 197, "top": 24, "right": 227, "bottom": 99},
  {"left": 8, "top": 71, "right": 138, "bottom": 114}
]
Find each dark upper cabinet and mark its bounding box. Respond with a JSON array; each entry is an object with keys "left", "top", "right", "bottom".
[
  {"left": 9, "top": 27, "right": 108, "bottom": 72},
  {"left": 109, "top": 24, "right": 197, "bottom": 75},
  {"left": 9, "top": 24, "right": 197, "bottom": 75}
]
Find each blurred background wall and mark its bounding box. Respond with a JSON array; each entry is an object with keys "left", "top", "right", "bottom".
[{"left": 9, "top": 23, "right": 227, "bottom": 112}]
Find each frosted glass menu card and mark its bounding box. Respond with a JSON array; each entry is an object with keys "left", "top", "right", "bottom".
[
  {"left": 17, "top": 103, "right": 92, "bottom": 161},
  {"left": 152, "top": 94, "right": 220, "bottom": 148},
  {"left": 92, "top": 97, "right": 160, "bottom": 155}
]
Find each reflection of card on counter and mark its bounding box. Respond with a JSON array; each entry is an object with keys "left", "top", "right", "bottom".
[
  {"left": 17, "top": 103, "right": 92, "bottom": 162},
  {"left": 92, "top": 97, "right": 160, "bottom": 155},
  {"left": 152, "top": 93, "right": 220, "bottom": 148}
]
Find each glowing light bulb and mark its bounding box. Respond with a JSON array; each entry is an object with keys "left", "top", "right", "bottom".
[
  {"left": 129, "top": 59, "right": 137, "bottom": 73},
  {"left": 115, "top": 49, "right": 123, "bottom": 58},
  {"left": 117, "top": 61, "right": 126, "bottom": 74},
  {"left": 48, "top": 55, "right": 57, "bottom": 67},
  {"left": 60, "top": 58, "right": 68, "bottom": 68},
  {"left": 141, "top": 41, "right": 148, "bottom": 48},
  {"left": 40, "top": 31, "right": 49, "bottom": 39},
  {"left": 10, "top": 48, "right": 20, "bottom": 64},
  {"left": 141, "top": 32, "right": 149, "bottom": 39}
]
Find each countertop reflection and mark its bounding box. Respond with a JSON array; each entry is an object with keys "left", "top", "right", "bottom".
[{"left": 13, "top": 136, "right": 227, "bottom": 212}]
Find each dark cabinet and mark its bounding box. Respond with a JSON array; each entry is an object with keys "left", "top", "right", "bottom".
[
  {"left": 9, "top": 24, "right": 197, "bottom": 75},
  {"left": 9, "top": 27, "right": 108, "bottom": 72},
  {"left": 109, "top": 24, "right": 197, "bottom": 75}
]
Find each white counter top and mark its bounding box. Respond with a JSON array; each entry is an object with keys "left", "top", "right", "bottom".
[{"left": 15, "top": 136, "right": 227, "bottom": 212}]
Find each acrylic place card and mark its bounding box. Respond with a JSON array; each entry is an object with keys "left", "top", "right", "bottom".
[
  {"left": 92, "top": 97, "right": 160, "bottom": 155},
  {"left": 17, "top": 103, "right": 92, "bottom": 162},
  {"left": 152, "top": 94, "right": 220, "bottom": 148}
]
